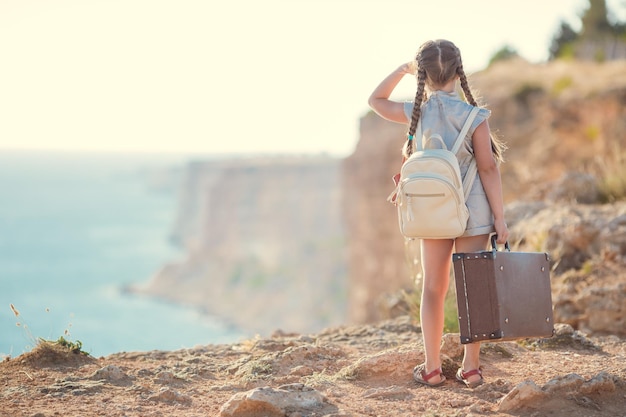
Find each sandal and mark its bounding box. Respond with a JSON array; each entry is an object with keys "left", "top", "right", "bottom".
[
  {"left": 413, "top": 364, "right": 446, "bottom": 387},
  {"left": 456, "top": 368, "right": 484, "bottom": 388}
]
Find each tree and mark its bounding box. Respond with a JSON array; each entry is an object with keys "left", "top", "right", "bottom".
[
  {"left": 549, "top": 21, "right": 579, "bottom": 60},
  {"left": 548, "top": 0, "right": 626, "bottom": 61},
  {"left": 488, "top": 45, "right": 519, "bottom": 66},
  {"left": 580, "top": 0, "right": 612, "bottom": 37}
]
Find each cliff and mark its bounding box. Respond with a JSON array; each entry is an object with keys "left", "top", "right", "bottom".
[{"left": 140, "top": 155, "right": 348, "bottom": 335}]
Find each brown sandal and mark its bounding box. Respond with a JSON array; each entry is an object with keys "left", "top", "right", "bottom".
[
  {"left": 456, "top": 368, "right": 484, "bottom": 388},
  {"left": 413, "top": 364, "right": 446, "bottom": 387}
]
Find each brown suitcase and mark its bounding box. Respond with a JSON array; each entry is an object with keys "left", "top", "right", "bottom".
[{"left": 453, "top": 237, "right": 555, "bottom": 344}]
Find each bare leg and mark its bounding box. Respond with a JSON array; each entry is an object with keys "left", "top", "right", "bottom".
[
  {"left": 419, "top": 238, "right": 454, "bottom": 382},
  {"left": 454, "top": 234, "right": 490, "bottom": 384}
]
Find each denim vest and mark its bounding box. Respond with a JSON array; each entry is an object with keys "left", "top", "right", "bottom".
[{"left": 403, "top": 90, "right": 494, "bottom": 237}]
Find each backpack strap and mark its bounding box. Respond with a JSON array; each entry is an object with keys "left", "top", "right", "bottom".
[
  {"left": 415, "top": 107, "right": 479, "bottom": 153},
  {"left": 415, "top": 118, "right": 424, "bottom": 152},
  {"left": 456, "top": 107, "right": 481, "bottom": 201},
  {"left": 451, "top": 107, "right": 480, "bottom": 155},
  {"left": 410, "top": 106, "right": 481, "bottom": 203},
  {"left": 463, "top": 159, "right": 478, "bottom": 202}
]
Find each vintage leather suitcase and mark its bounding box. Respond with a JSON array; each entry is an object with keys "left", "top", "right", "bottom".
[{"left": 453, "top": 237, "right": 555, "bottom": 344}]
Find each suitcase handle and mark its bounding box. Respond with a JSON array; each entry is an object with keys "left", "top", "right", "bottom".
[{"left": 491, "top": 235, "right": 511, "bottom": 252}]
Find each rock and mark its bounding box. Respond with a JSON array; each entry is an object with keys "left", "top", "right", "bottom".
[
  {"left": 154, "top": 370, "right": 181, "bottom": 385},
  {"left": 219, "top": 384, "right": 327, "bottom": 417},
  {"left": 337, "top": 346, "right": 419, "bottom": 381},
  {"left": 40, "top": 379, "right": 105, "bottom": 395},
  {"left": 579, "top": 371, "right": 616, "bottom": 394},
  {"left": 362, "top": 386, "right": 412, "bottom": 400},
  {"left": 289, "top": 365, "right": 314, "bottom": 377},
  {"left": 580, "top": 283, "right": 626, "bottom": 335},
  {"left": 504, "top": 201, "right": 548, "bottom": 225},
  {"left": 543, "top": 373, "right": 585, "bottom": 393},
  {"left": 570, "top": 395, "right": 602, "bottom": 411},
  {"left": 269, "top": 344, "right": 348, "bottom": 377},
  {"left": 498, "top": 372, "right": 621, "bottom": 412},
  {"left": 505, "top": 202, "right": 626, "bottom": 336},
  {"left": 546, "top": 172, "right": 601, "bottom": 204},
  {"left": 90, "top": 365, "right": 131, "bottom": 385},
  {"left": 553, "top": 323, "right": 575, "bottom": 336},
  {"left": 498, "top": 380, "right": 545, "bottom": 412},
  {"left": 146, "top": 387, "right": 192, "bottom": 405},
  {"left": 440, "top": 333, "right": 464, "bottom": 358}
]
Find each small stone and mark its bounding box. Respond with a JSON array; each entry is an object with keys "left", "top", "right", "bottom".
[
  {"left": 362, "top": 386, "right": 411, "bottom": 400},
  {"left": 498, "top": 380, "right": 545, "bottom": 412},
  {"left": 147, "top": 387, "right": 192, "bottom": 405},
  {"left": 440, "top": 333, "right": 463, "bottom": 358},
  {"left": 90, "top": 365, "right": 131, "bottom": 385},
  {"left": 219, "top": 385, "right": 325, "bottom": 417}
]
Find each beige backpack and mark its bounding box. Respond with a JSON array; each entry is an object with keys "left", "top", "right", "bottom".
[{"left": 394, "top": 107, "right": 479, "bottom": 239}]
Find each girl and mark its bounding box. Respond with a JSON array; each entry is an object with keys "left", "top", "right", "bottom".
[{"left": 368, "top": 39, "right": 509, "bottom": 388}]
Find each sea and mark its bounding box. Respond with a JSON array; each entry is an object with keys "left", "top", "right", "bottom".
[{"left": 0, "top": 150, "right": 246, "bottom": 358}]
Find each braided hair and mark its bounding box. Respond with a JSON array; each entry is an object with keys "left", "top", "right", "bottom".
[{"left": 404, "top": 39, "right": 504, "bottom": 162}]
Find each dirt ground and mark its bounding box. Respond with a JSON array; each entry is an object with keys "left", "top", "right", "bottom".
[{"left": 1, "top": 316, "right": 625, "bottom": 417}]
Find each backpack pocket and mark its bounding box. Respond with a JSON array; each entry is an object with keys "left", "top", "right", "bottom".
[{"left": 398, "top": 174, "right": 469, "bottom": 239}]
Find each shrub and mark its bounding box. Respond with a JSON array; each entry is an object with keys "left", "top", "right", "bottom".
[
  {"left": 594, "top": 146, "right": 626, "bottom": 202},
  {"left": 552, "top": 76, "right": 573, "bottom": 96}
]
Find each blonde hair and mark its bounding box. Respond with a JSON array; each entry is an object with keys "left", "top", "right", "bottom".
[{"left": 404, "top": 39, "right": 505, "bottom": 162}]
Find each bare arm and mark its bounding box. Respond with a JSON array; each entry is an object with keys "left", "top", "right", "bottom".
[
  {"left": 472, "top": 120, "right": 509, "bottom": 244},
  {"left": 368, "top": 62, "right": 416, "bottom": 123}
]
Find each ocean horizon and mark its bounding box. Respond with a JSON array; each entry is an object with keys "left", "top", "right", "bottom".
[{"left": 0, "top": 150, "right": 247, "bottom": 358}]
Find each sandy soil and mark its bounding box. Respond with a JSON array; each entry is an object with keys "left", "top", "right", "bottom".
[{"left": 1, "top": 316, "right": 625, "bottom": 417}]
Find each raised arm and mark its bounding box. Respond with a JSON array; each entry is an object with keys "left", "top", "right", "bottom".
[{"left": 368, "top": 62, "right": 416, "bottom": 123}]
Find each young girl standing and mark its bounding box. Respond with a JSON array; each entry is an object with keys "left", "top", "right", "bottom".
[{"left": 368, "top": 39, "right": 509, "bottom": 388}]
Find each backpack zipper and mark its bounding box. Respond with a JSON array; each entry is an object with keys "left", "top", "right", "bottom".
[
  {"left": 400, "top": 175, "right": 464, "bottom": 223},
  {"left": 401, "top": 153, "right": 463, "bottom": 189},
  {"left": 406, "top": 192, "right": 445, "bottom": 197}
]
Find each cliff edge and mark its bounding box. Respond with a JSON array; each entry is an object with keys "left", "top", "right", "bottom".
[
  {"left": 1, "top": 316, "right": 625, "bottom": 416},
  {"left": 138, "top": 155, "right": 348, "bottom": 336}
]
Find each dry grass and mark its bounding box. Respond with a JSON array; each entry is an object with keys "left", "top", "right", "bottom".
[
  {"left": 594, "top": 146, "right": 626, "bottom": 202},
  {"left": 12, "top": 340, "right": 95, "bottom": 369},
  {"left": 7, "top": 303, "right": 91, "bottom": 366}
]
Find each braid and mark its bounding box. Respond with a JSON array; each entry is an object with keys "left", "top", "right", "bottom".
[
  {"left": 457, "top": 66, "right": 477, "bottom": 106},
  {"left": 456, "top": 62, "right": 505, "bottom": 162},
  {"left": 404, "top": 67, "right": 427, "bottom": 158}
]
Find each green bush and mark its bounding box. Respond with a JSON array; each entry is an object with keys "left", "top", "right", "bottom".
[{"left": 488, "top": 45, "right": 519, "bottom": 66}]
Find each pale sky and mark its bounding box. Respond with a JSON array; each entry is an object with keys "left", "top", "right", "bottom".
[{"left": 1, "top": 0, "right": 624, "bottom": 157}]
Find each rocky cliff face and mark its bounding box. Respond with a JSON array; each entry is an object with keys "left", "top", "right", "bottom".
[
  {"left": 342, "top": 114, "right": 410, "bottom": 324},
  {"left": 471, "top": 59, "right": 626, "bottom": 202},
  {"left": 142, "top": 156, "right": 347, "bottom": 336}
]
